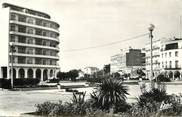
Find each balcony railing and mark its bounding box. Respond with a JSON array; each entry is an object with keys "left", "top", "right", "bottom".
[
  {"left": 13, "top": 63, "right": 59, "bottom": 68},
  {"left": 10, "top": 31, "right": 59, "bottom": 42},
  {"left": 10, "top": 10, "right": 59, "bottom": 30},
  {"left": 13, "top": 42, "right": 59, "bottom": 51},
  {"left": 164, "top": 67, "right": 181, "bottom": 70},
  {"left": 10, "top": 20, "right": 59, "bottom": 33},
  {"left": 10, "top": 52, "right": 59, "bottom": 60}
]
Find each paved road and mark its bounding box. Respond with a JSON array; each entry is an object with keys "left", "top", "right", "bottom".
[
  {"left": 0, "top": 89, "right": 72, "bottom": 116},
  {"left": 0, "top": 83, "right": 182, "bottom": 116}
]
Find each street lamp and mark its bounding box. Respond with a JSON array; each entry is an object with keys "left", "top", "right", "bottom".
[
  {"left": 9, "top": 42, "right": 15, "bottom": 89},
  {"left": 148, "top": 24, "right": 155, "bottom": 83}
]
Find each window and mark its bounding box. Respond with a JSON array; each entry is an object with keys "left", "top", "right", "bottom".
[
  {"left": 42, "top": 59, "right": 46, "bottom": 65},
  {"left": 27, "top": 38, "right": 34, "bottom": 44},
  {"left": 27, "top": 18, "right": 34, "bottom": 24},
  {"left": 175, "top": 51, "right": 178, "bottom": 57},
  {"left": 18, "top": 26, "right": 26, "bottom": 33},
  {"left": 162, "top": 62, "right": 164, "bottom": 68},
  {"left": 27, "top": 28, "right": 34, "bottom": 34},
  {"left": 18, "top": 36, "right": 26, "bottom": 43},
  {"left": 165, "top": 61, "right": 167, "bottom": 68},
  {"left": 175, "top": 60, "right": 179, "bottom": 68},
  {"left": 27, "top": 48, "right": 33, "bottom": 54},
  {"left": 36, "top": 29, "right": 42, "bottom": 35},
  {"left": 42, "top": 50, "right": 46, "bottom": 55},
  {"left": 169, "top": 52, "right": 171, "bottom": 57},
  {"left": 27, "top": 58, "right": 33, "bottom": 64},
  {"left": 18, "top": 15, "right": 26, "bottom": 22},
  {"left": 36, "top": 19, "right": 42, "bottom": 26},
  {"left": 42, "top": 31, "right": 47, "bottom": 36},
  {"left": 169, "top": 61, "right": 172, "bottom": 68},
  {"left": 10, "top": 14, "right": 17, "bottom": 20},
  {"left": 10, "top": 25, "right": 16, "bottom": 31},
  {"left": 43, "top": 22, "right": 49, "bottom": 27},
  {"left": 10, "top": 35, "right": 16, "bottom": 42},
  {"left": 42, "top": 41, "right": 47, "bottom": 46},
  {"left": 165, "top": 53, "right": 167, "bottom": 58}
]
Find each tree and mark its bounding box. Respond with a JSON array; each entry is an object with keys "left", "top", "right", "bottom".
[
  {"left": 112, "top": 72, "right": 120, "bottom": 78},
  {"left": 68, "top": 69, "right": 79, "bottom": 81},
  {"left": 174, "top": 71, "right": 180, "bottom": 79},
  {"left": 103, "top": 64, "right": 110, "bottom": 75},
  {"left": 57, "top": 71, "right": 68, "bottom": 80},
  {"left": 90, "top": 78, "right": 129, "bottom": 112},
  {"left": 136, "top": 69, "right": 145, "bottom": 77}
]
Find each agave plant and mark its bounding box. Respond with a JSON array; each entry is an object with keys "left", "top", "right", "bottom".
[{"left": 90, "top": 78, "right": 129, "bottom": 112}]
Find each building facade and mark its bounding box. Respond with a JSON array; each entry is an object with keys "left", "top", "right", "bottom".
[
  {"left": 160, "top": 38, "right": 182, "bottom": 79},
  {"left": 110, "top": 54, "right": 124, "bottom": 73},
  {"left": 145, "top": 39, "right": 161, "bottom": 79},
  {"left": 110, "top": 48, "right": 145, "bottom": 76},
  {"left": 0, "top": 3, "right": 60, "bottom": 81}
]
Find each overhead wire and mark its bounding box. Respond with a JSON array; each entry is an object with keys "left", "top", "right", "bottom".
[{"left": 63, "top": 33, "right": 149, "bottom": 52}]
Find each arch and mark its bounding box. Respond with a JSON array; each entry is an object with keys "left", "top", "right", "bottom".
[
  {"left": 27, "top": 69, "right": 33, "bottom": 78},
  {"left": 36, "top": 69, "right": 41, "bottom": 80},
  {"left": 50, "top": 69, "right": 53, "bottom": 78},
  {"left": 174, "top": 71, "right": 180, "bottom": 79},
  {"left": 43, "top": 69, "right": 48, "bottom": 81},
  {"left": 19, "top": 68, "right": 25, "bottom": 78},
  {"left": 168, "top": 71, "right": 173, "bottom": 79}
]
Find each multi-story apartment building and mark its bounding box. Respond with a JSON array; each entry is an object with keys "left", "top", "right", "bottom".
[
  {"left": 145, "top": 39, "right": 161, "bottom": 79},
  {"left": 110, "top": 54, "right": 123, "bottom": 73},
  {"left": 160, "top": 38, "right": 182, "bottom": 79},
  {"left": 0, "top": 3, "right": 60, "bottom": 81},
  {"left": 110, "top": 48, "right": 145, "bottom": 76}
]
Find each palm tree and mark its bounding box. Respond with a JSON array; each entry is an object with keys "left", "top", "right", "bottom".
[{"left": 90, "top": 78, "right": 129, "bottom": 112}]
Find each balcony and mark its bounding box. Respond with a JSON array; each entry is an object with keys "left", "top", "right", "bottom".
[
  {"left": 13, "top": 42, "right": 59, "bottom": 51},
  {"left": 10, "top": 52, "right": 59, "bottom": 60},
  {"left": 10, "top": 10, "right": 59, "bottom": 29},
  {"left": 10, "top": 20, "right": 59, "bottom": 34},
  {"left": 13, "top": 63, "right": 59, "bottom": 68},
  {"left": 10, "top": 31, "right": 59, "bottom": 43},
  {"left": 164, "top": 67, "right": 181, "bottom": 70}
]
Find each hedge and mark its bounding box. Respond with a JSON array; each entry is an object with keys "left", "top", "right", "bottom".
[{"left": 0, "top": 78, "right": 40, "bottom": 89}]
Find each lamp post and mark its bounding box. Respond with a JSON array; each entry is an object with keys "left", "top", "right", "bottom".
[
  {"left": 148, "top": 24, "right": 155, "bottom": 84},
  {"left": 9, "top": 42, "right": 15, "bottom": 89}
]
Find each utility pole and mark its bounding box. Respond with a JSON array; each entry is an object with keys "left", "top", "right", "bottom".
[
  {"left": 148, "top": 24, "right": 155, "bottom": 84},
  {"left": 9, "top": 42, "right": 15, "bottom": 89}
]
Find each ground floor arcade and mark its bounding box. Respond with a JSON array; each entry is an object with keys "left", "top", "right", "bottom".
[
  {"left": 146, "top": 69, "right": 182, "bottom": 80},
  {"left": 0, "top": 66, "right": 59, "bottom": 81}
]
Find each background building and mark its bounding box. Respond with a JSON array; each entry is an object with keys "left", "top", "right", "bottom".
[
  {"left": 0, "top": 3, "right": 60, "bottom": 81},
  {"left": 110, "top": 54, "right": 123, "bottom": 73},
  {"left": 110, "top": 48, "right": 145, "bottom": 77},
  {"left": 160, "top": 37, "right": 182, "bottom": 79},
  {"left": 145, "top": 39, "right": 161, "bottom": 79}
]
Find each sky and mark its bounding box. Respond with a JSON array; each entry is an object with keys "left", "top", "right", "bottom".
[{"left": 1, "top": 0, "right": 182, "bottom": 71}]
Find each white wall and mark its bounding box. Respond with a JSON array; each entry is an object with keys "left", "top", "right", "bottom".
[{"left": 0, "top": 7, "right": 9, "bottom": 67}]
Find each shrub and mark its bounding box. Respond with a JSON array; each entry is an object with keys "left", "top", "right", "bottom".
[
  {"left": 137, "top": 88, "right": 169, "bottom": 107},
  {"left": 0, "top": 78, "right": 40, "bottom": 89},
  {"left": 35, "top": 92, "right": 90, "bottom": 116},
  {"left": 155, "top": 74, "right": 171, "bottom": 82},
  {"left": 48, "top": 78, "right": 59, "bottom": 83},
  {"left": 90, "top": 78, "right": 130, "bottom": 112},
  {"left": 0, "top": 79, "right": 11, "bottom": 89},
  {"left": 14, "top": 78, "right": 40, "bottom": 87},
  {"left": 130, "top": 87, "right": 172, "bottom": 117}
]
